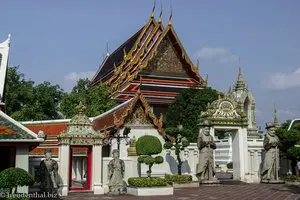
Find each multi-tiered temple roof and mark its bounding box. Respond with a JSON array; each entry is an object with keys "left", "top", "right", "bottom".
[{"left": 91, "top": 12, "right": 207, "bottom": 104}]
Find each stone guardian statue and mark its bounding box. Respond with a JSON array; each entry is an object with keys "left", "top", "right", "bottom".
[
  {"left": 261, "top": 122, "right": 284, "bottom": 183},
  {"left": 39, "top": 149, "right": 60, "bottom": 195},
  {"left": 108, "top": 149, "right": 126, "bottom": 195},
  {"left": 196, "top": 121, "right": 220, "bottom": 184}
]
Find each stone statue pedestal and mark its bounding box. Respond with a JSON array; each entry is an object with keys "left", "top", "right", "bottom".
[
  {"left": 200, "top": 178, "right": 221, "bottom": 186},
  {"left": 261, "top": 179, "right": 285, "bottom": 184}
]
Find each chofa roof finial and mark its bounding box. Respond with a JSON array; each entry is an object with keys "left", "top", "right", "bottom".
[
  {"left": 168, "top": 3, "right": 172, "bottom": 25},
  {"left": 158, "top": 1, "right": 163, "bottom": 23},
  {"left": 151, "top": 0, "right": 156, "bottom": 18}
]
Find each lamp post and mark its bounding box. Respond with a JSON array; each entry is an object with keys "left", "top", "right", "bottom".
[{"left": 104, "top": 127, "right": 131, "bottom": 152}]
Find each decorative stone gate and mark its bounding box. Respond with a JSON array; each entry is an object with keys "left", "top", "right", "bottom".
[
  {"left": 57, "top": 102, "right": 107, "bottom": 196},
  {"left": 200, "top": 95, "right": 257, "bottom": 182}
]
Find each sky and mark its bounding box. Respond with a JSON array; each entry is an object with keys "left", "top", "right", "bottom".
[{"left": 1, "top": 0, "right": 300, "bottom": 129}]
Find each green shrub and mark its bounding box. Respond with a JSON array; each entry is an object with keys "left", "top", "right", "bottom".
[
  {"left": 227, "top": 162, "right": 233, "bottom": 169},
  {"left": 283, "top": 175, "right": 300, "bottom": 182},
  {"left": 128, "top": 177, "right": 167, "bottom": 187},
  {"left": 136, "top": 135, "right": 163, "bottom": 177},
  {"left": 165, "top": 175, "right": 192, "bottom": 183},
  {"left": 0, "top": 168, "right": 34, "bottom": 194}
]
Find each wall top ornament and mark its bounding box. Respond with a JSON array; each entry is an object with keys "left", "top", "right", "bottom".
[{"left": 200, "top": 95, "right": 247, "bottom": 127}]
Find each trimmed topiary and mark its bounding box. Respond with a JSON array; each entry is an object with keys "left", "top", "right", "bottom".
[
  {"left": 165, "top": 175, "right": 192, "bottom": 183},
  {"left": 136, "top": 135, "right": 164, "bottom": 177},
  {"left": 164, "top": 127, "right": 190, "bottom": 175},
  {"left": 0, "top": 167, "right": 34, "bottom": 194},
  {"left": 128, "top": 177, "right": 167, "bottom": 187}
]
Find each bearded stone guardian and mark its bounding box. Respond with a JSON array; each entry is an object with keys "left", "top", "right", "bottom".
[
  {"left": 108, "top": 149, "right": 126, "bottom": 195},
  {"left": 39, "top": 149, "right": 60, "bottom": 194},
  {"left": 196, "top": 121, "right": 219, "bottom": 183},
  {"left": 261, "top": 122, "right": 283, "bottom": 183}
]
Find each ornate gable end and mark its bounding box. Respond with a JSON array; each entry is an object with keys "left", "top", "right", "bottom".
[
  {"left": 125, "top": 104, "right": 153, "bottom": 126},
  {"left": 143, "top": 36, "right": 190, "bottom": 77}
]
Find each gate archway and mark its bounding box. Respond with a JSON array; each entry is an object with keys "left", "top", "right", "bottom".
[{"left": 200, "top": 95, "right": 251, "bottom": 182}]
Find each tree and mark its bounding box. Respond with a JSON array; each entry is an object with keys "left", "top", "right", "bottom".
[
  {"left": 59, "top": 78, "right": 117, "bottom": 118},
  {"left": 0, "top": 167, "right": 34, "bottom": 194},
  {"left": 163, "top": 127, "right": 190, "bottom": 175},
  {"left": 136, "top": 135, "right": 164, "bottom": 177},
  {"left": 166, "top": 87, "right": 219, "bottom": 142},
  {"left": 5, "top": 66, "right": 64, "bottom": 121},
  {"left": 275, "top": 120, "right": 300, "bottom": 174}
]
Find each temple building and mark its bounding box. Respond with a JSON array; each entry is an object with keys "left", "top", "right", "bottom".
[{"left": 91, "top": 13, "right": 207, "bottom": 118}]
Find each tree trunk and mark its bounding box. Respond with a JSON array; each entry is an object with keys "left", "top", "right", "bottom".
[
  {"left": 291, "top": 159, "right": 297, "bottom": 175},
  {"left": 177, "top": 150, "right": 182, "bottom": 175}
]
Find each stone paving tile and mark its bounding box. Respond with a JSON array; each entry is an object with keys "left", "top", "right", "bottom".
[{"left": 61, "top": 184, "right": 300, "bottom": 200}]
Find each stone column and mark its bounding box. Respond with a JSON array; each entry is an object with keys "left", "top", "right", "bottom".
[
  {"left": 232, "top": 127, "right": 248, "bottom": 181},
  {"left": 93, "top": 144, "right": 104, "bottom": 194},
  {"left": 59, "top": 145, "right": 70, "bottom": 196},
  {"left": 15, "top": 147, "right": 29, "bottom": 194}
]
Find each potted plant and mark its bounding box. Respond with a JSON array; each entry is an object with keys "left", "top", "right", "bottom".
[
  {"left": 127, "top": 135, "right": 173, "bottom": 196},
  {"left": 226, "top": 162, "right": 233, "bottom": 173}
]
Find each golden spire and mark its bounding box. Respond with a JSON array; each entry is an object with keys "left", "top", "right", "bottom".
[
  {"left": 158, "top": 1, "right": 163, "bottom": 23},
  {"left": 168, "top": 4, "right": 172, "bottom": 25},
  {"left": 151, "top": 0, "right": 156, "bottom": 18}
]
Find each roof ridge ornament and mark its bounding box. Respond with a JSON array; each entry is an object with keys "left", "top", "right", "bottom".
[
  {"left": 76, "top": 101, "right": 86, "bottom": 114},
  {"left": 168, "top": 4, "right": 172, "bottom": 25},
  {"left": 158, "top": 1, "right": 163, "bottom": 23},
  {"left": 151, "top": 0, "right": 156, "bottom": 18}
]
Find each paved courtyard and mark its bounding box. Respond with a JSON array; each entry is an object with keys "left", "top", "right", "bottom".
[{"left": 62, "top": 184, "right": 300, "bottom": 200}]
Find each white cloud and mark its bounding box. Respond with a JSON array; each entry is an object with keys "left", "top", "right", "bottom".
[
  {"left": 255, "top": 109, "right": 263, "bottom": 117},
  {"left": 266, "top": 68, "right": 300, "bottom": 89},
  {"left": 278, "top": 109, "right": 299, "bottom": 117},
  {"left": 64, "top": 71, "right": 95, "bottom": 82},
  {"left": 194, "top": 47, "right": 238, "bottom": 63}
]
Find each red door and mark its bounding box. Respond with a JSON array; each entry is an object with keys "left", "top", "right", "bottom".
[{"left": 69, "top": 146, "right": 92, "bottom": 191}]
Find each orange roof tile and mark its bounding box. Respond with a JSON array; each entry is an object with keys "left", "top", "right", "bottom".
[
  {"left": 26, "top": 123, "right": 68, "bottom": 136},
  {"left": 0, "top": 125, "right": 16, "bottom": 135}
]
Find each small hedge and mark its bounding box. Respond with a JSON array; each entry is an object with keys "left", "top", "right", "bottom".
[
  {"left": 165, "top": 175, "right": 192, "bottom": 183},
  {"left": 283, "top": 175, "right": 300, "bottom": 182},
  {"left": 128, "top": 177, "right": 167, "bottom": 187}
]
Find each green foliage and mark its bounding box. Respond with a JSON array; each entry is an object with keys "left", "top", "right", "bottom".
[
  {"left": 164, "top": 127, "right": 190, "bottom": 175},
  {"left": 5, "top": 66, "right": 64, "bottom": 121},
  {"left": 163, "top": 141, "right": 173, "bottom": 149},
  {"left": 0, "top": 168, "right": 34, "bottom": 194},
  {"left": 166, "top": 87, "right": 219, "bottom": 142},
  {"left": 165, "top": 175, "right": 192, "bottom": 183},
  {"left": 136, "top": 136, "right": 163, "bottom": 177},
  {"left": 283, "top": 175, "right": 300, "bottom": 182},
  {"left": 276, "top": 121, "right": 300, "bottom": 160},
  {"left": 227, "top": 162, "right": 233, "bottom": 169},
  {"left": 136, "top": 135, "right": 162, "bottom": 155},
  {"left": 128, "top": 177, "right": 167, "bottom": 187},
  {"left": 155, "top": 156, "right": 164, "bottom": 164},
  {"left": 59, "top": 79, "right": 117, "bottom": 118}
]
